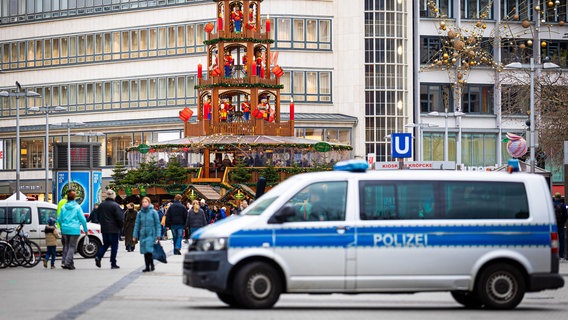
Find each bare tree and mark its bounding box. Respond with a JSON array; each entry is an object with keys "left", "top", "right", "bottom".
[{"left": 500, "top": 68, "right": 568, "bottom": 169}]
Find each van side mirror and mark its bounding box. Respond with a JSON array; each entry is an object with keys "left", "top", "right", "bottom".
[{"left": 268, "top": 205, "right": 296, "bottom": 224}]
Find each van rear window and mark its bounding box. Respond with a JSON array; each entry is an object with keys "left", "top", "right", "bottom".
[{"left": 359, "top": 180, "right": 529, "bottom": 220}]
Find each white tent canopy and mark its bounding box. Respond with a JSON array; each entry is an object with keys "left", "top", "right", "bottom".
[{"left": 6, "top": 192, "right": 28, "bottom": 201}]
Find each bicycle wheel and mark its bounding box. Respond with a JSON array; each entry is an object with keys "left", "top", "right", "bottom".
[
  {"left": 22, "top": 240, "right": 41, "bottom": 268},
  {"left": 0, "top": 242, "right": 14, "bottom": 269},
  {"left": 11, "top": 241, "right": 34, "bottom": 267}
]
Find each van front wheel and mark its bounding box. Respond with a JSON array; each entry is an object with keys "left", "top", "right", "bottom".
[
  {"left": 233, "top": 262, "right": 282, "bottom": 309},
  {"left": 476, "top": 263, "right": 525, "bottom": 310}
]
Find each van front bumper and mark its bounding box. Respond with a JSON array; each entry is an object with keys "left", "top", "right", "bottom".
[
  {"left": 183, "top": 250, "right": 233, "bottom": 292},
  {"left": 528, "top": 273, "right": 564, "bottom": 291}
]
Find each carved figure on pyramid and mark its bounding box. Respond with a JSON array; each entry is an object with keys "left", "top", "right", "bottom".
[
  {"left": 224, "top": 51, "right": 233, "bottom": 78},
  {"left": 231, "top": 5, "right": 244, "bottom": 33},
  {"left": 204, "top": 98, "right": 212, "bottom": 120},
  {"left": 220, "top": 98, "right": 229, "bottom": 122},
  {"left": 246, "top": 4, "right": 256, "bottom": 31},
  {"left": 241, "top": 98, "right": 251, "bottom": 121}
]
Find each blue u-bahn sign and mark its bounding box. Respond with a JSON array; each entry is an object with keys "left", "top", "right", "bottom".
[{"left": 391, "top": 133, "right": 412, "bottom": 158}]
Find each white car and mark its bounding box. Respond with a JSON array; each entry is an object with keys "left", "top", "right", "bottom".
[{"left": 0, "top": 200, "right": 102, "bottom": 258}]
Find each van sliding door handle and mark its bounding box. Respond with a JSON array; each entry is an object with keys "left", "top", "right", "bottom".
[{"left": 335, "top": 226, "right": 349, "bottom": 234}]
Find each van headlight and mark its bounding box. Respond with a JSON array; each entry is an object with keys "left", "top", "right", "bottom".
[{"left": 192, "top": 238, "right": 228, "bottom": 251}]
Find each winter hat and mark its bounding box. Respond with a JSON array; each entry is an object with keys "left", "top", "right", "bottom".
[
  {"left": 48, "top": 217, "right": 56, "bottom": 226},
  {"left": 105, "top": 189, "right": 116, "bottom": 200}
]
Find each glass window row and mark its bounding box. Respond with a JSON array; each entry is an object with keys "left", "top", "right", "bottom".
[
  {"left": 421, "top": 36, "right": 568, "bottom": 68},
  {"left": 0, "top": 0, "right": 207, "bottom": 24},
  {"left": 1, "top": 17, "right": 332, "bottom": 71},
  {"left": 420, "top": 83, "right": 494, "bottom": 114},
  {"left": 0, "top": 70, "right": 333, "bottom": 118},
  {"left": 420, "top": 0, "right": 568, "bottom": 21}
]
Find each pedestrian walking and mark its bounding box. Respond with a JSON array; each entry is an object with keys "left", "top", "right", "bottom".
[
  {"left": 133, "top": 197, "right": 162, "bottom": 272},
  {"left": 87, "top": 203, "right": 99, "bottom": 223},
  {"left": 165, "top": 194, "right": 187, "bottom": 255},
  {"left": 123, "top": 202, "right": 138, "bottom": 252},
  {"left": 186, "top": 200, "right": 208, "bottom": 238},
  {"left": 43, "top": 217, "right": 60, "bottom": 269},
  {"left": 95, "top": 189, "right": 124, "bottom": 269},
  {"left": 199, "top": 199, "right": 211, "bottom": 223},
  {"left": 553, "top": 192, "right": 568, "bottom": 260},
  {"left": 57, "top": 190, "right": 88, "bottom": 270}
]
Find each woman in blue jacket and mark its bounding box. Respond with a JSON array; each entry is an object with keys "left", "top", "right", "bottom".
[
  {"left": 57, "top": 190, "right": 88, "bottom": 270},
  {"left": 133, "top": 196, "right": 162, "bottom": 272}
]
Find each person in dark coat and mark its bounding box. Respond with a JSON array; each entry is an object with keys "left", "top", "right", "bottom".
[
  {"left": 87, "top": 203, "right": 99, "bottom": 223},
  {"left": 133, "top": 196, "right": 162, "bottom": 272},
  {"left": 186, "top": 200, "right": 208, "bottom": 237},
  {"left": 123, "top": 202, "right": 138, "bottom": 252},
  {"left": 95, "top": 189, "right": 124, "bottom": 269},
  {"left": 165, "top": 194, "right": 187, "bottom": 255}
]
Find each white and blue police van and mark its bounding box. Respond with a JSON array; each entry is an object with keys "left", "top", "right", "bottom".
[{"left": 183, "top": 160, "right": 564, "bottom": 309}]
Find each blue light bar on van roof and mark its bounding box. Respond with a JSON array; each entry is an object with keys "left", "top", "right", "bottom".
[
  {"left": 333, "top": 160, "right": 368, "bottom": 172},
  {"left": 507, "top": 158, "right": 520, "bottom": 173}
]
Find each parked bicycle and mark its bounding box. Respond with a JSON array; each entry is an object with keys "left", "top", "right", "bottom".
[
  {"left": 0, "top": 234, "right": 15, "bottom": 268},
  {"left": 0, "top": 223, "right": 41, "bottom": 268}
]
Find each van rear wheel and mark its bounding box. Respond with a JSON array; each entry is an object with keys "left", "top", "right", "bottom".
[
  {"left": 232, "top": 262, "right": 282, "bottom": 309},
  {"left": 476, "top": 263, "right": 525, "bottom": 310},
  {"left": 78, "top": 236, "right": 101, "bottom": 259},
  {"left": 451, "top": 291, "right": 482, "bottom": 309}
]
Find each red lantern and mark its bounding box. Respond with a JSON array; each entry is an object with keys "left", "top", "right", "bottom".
[
  {"left": 183, "top": 147, "right": 189, "bottom": 152},
  {"left": 272, "top": 65, "right": 284, "bottom": 78},
  {"left": 211, "top": 66, "right": 221, "bottom": 76},
  {"left": 179, "top": 107, "right": 193, "bottom": 122},
  {"left": 149, "top": 148, "right": 155, "bottom": 153},
  {"left": 204, "top": 22, "right": 214, "bottom": 33}
]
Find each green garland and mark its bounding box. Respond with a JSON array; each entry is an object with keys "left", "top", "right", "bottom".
[
  {"left": 129, "top": 143, "right": 352, "bottom": 151},
  {"left": 195, "top": 82, "right": 284, "bottom": 90},
  {"left": 204, "top": 37, "right": 274, "bottom": 46}
]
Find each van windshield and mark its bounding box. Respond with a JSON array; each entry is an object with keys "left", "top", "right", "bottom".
[
  {"left": 243, "top": 177, "right": 300, "bottom": 216},
  {"left": 244, "top": 196, "right": 277, "bottom": 216}
]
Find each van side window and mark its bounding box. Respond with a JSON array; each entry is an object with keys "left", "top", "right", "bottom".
[
  {"left": 445, "top": 181, "right": 529, "bottom": 219},
  {"left": 0, "top": 208, "right": 6, "bottom": 224},
  {"left": 360, "top": 181, "right": 439, "bottom": 220},
  {"left": 285, "top": 181, "right": 348, "bottom": 222},
  {"left": 38, "top": 208, "right": 57, "bottom": 225},
  {"left": 10, "top": 207, "right": 32, "bottom": 224},
  {"left": 360, "top": 180, "right": 529, "bottom": 220}
]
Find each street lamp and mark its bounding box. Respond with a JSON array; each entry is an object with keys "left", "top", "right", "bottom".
[
  {"left": 405, "top": 122, "right": 439, "bottom": 161},
  {"left": 505, "top": 57, "right": 560, "bottom": 173},
  {"left": 54, "top": 120, "right": 85, "bottom": 186},
  {"left": 0, "top": 82, "right": 41, "bottom": 200},
  {"left": 428, "top": 109, "right": 465, "bottom": 162},
  {"left": 29, "top": 106, "right": 67, "bottom": 203}
]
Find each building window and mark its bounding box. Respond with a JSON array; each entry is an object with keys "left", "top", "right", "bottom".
[
  {"left": 501, "top": 85, "right": 528, "bottom": 115},
  {"left": 424, "top": 132, "right": 497, "bottom": 167},
  {"left": 280, "top": 70, "right": 332, "bottom": 103},
  {"left": 420, "top": 83, "right": 452, "bottom": 113},
  {"left": 274, "top": 17, "right": 331, "bottom": 50},
  {"left": 419, "top": 0, "right": 453, "bottom": 18},
  {"left": 420, "top": 37, "right": 442, "bottom": 64},
  {"left": 461, "top": 84, "right": 493, "bottom": 114},
  {"left": 461, "top": 0, "right": 493, "bottom": 20}
]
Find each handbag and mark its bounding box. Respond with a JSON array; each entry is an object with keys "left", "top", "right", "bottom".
[
  {"left": 166, "top": 229, "right": 173, "bottom": 240},
  {"left": 160, "top": 215, "right": 166, "bottom": 226},
  {"left": 153, "top": 242, "right": 168, "bottom": 264}
]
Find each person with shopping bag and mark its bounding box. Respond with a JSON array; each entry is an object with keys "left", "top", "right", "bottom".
[{"left": 133, "top": 196, "right": 163, "bottom": 272}]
